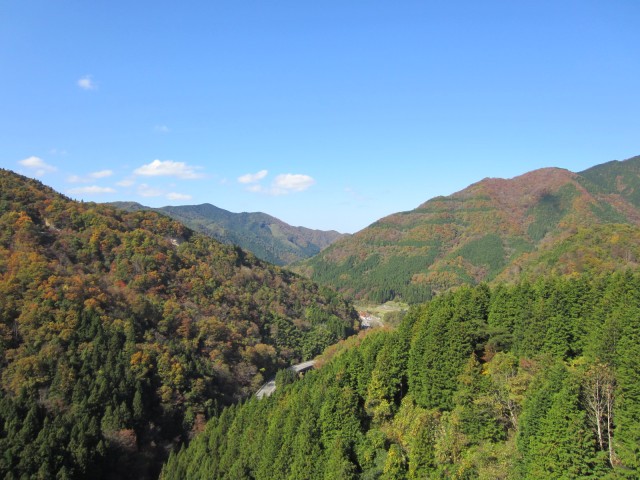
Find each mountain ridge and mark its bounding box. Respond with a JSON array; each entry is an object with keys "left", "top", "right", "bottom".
[{"left": 297, "top": 155, "right": 640, "bottom": 302}]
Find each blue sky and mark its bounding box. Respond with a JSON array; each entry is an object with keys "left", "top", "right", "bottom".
[{"left": 2, "top": 1, "right": 639, "bottom": 233}]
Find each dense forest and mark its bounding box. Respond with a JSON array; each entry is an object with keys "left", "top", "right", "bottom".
[
  {"left": 164, "top": 272, "right": 640, "bottom": 479},
  {"left": 0, "top": 170, "right": 358, "bottom": 479}
]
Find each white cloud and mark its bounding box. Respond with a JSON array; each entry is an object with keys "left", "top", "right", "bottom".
[
  {"left": 167, "top": 192, "right": 192, "bottom": 201},
  {"left": 77, "top": 75, "right": 97, "bottom": 90},
  {"left": 154, "top": 125, "right": 170, "bottom": 134},
  {"left": 134, "top": 159, "right": 203, "bottom": 179},
  {"left": 19, "top": 156, "right": 57, "bottom": 176},
  {"left": 243, "top": 172, "right": 316, "bottom": 195},
  {"left": 68, "top": 185, "right": 116, "bottom": 194},
  {"left": 271, "top": 174, "right": 315, "bottom": 194},
  {"left": 238, "top": 169, "right": 268, "bottom": 184},
  {"left": 137, "top": 184, "right": 164, "bottom": 197}
]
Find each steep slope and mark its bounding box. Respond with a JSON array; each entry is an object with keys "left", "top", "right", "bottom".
[
  {"left": 298, "top": 155, "right": 640, "bottom": 302},
  {"left": 108, "top": 201, "right": 346, "bottom": 266},
  {"left": 0, "top": 169, "right": 357, "bottom": 479}
]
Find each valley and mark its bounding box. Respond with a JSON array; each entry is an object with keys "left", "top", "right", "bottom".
[{"left": 164, "top": 274, "right": 640, "bottom": 479}]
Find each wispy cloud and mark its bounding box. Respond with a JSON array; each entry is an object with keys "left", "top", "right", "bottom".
[
  {"left": 18, "top": 156, "right": 57, "bottom": 176},
  {"left": 134, "top": 159, "right": 203, "bottom": 179},
  {"left": 167, "top": 192, "right": 192, "bottom": 201},
  {"left": 238, "top": 169, "right": 268, "bottom": 184},
  {"left": 68, "top": 170, "right": 114, "bottom": 183},
  {"left": 116, "top": 178, "right": 136, "bottom": 187},
  {"left": 154, "top": 125, "right": 170, "bottom": 134},
  {"left": 77, "top": 75, "right": 97, "bottom": 90},
  {"left": 137, "top": 184, "right": 164, "bottom": 197},
  {"left": 91, "top": 169, "right": 113, "bottom": 179},
  {"left": 68, "top": 185, "right": 116, "bottom": 194},
  {"left": 49, "top": 148, "right": 68, "bottom": 156},
  {"left": 344, "top": 186, "right": 368, "bottom": 202}
]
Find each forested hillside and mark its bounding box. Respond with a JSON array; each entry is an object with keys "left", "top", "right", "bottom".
[
  {"left": 297, "top": 155, "right": 640, "bottom": 302},
  {"left": 163, "top": 272, "right": 640, "bottom": 479},
  {"left": 108, "top": 202, "right": 346, "bottom": 266},
  {"left": 0, "top": 169, "right": 358, "bottom": 479}
]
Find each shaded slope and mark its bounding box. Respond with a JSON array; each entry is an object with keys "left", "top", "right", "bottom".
[
  {"left": 298, "top": 155, "right": 640, "bottom": 302},
  {"left": 578, "top": 154, "right": 640, "bottom": 207},
  {"left": 0, "top": 169, "right": 357, "bottom": 479},
  {"left": 108, "top": 201, "right": 346, "bottom": 266}
]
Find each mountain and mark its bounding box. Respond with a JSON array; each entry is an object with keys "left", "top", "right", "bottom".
[
  {"left": 296, "top": 155, "right": 640, "bottom": 302},
  {"left": 162, "top": 273, "right": 640, "bottom": 478},
  {"left": 0, "top": 169, "right": 358, "bottom": 479},
  {"left": 108, "top": 202, "right": 346, "bottom": 266}
]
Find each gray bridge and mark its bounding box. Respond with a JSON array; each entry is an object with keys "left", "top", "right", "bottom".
[{"left": 255, "top": 360, "right": 316, "bottom": 399}]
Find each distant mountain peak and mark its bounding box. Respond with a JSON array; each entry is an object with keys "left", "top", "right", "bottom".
[{"left": 107, "top": 201, "right": 347, "bottom": 266}]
